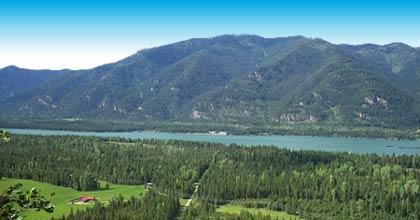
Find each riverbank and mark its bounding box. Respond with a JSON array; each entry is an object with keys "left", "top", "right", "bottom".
[
  {"left": 4, "top": 128, "right": 420, "bottom": 155},
  {"left": 1, "top": 117, "right": 419, "bottom": 140}
]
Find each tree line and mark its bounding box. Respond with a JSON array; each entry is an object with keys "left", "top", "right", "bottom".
[{"left": 2, "top": 118, "right": 418, "bottom": 140}]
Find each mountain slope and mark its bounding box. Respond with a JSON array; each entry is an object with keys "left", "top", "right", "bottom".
[
  {"left": 192, "top": 40, "right": 420, "bottom": 127},
  {"left": 2, "top": 35, "right": 420, "bottom": 128},
  {"left": 2, "top": 35, "right": 308, "bottom": 119},
  {"left": 0, "top": 66, "right": 70, "bottom": 102}
]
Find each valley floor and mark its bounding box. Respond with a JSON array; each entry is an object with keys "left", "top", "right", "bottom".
[
  {"left": 2, "top": 117, "right": 419, "bottom": 140},
  {"left": 2, "top": 135, "right": 420, "bottom": 219}
]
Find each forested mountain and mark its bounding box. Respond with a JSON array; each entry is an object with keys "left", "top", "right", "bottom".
[
  {"left": 0, "top": 66, "right": 70, "bottom": 102},
  {"left": 2, "top": 35, "right": 420, "bottom": 128}
]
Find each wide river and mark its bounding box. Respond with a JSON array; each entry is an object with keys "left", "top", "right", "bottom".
[{"left": 4, "top": 128, "right": 420, "bottom": 155}]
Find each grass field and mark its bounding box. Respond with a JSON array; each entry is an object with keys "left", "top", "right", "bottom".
[
  {"left": 217, "top": 204, "right": 300, "bottom": 220},
  {"left": 179, "top": 198, "right": 189, "bottom": 206},
  {"left": 0, "top": 178, "right": 147, "bottom": 220}
]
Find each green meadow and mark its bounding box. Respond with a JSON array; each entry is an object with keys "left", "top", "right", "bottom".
[
  {"left": 0, "top": 178, "right": 147, "bottom": 220},
  {"left": 217, "top": 203, "right": 301, "bottom": 220}
]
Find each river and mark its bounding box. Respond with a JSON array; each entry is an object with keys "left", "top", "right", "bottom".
[{"left": 4, "top": 128, "right": 420, "bottom": 155}]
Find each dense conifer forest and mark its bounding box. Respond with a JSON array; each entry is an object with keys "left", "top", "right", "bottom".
[{"left": 1, "top": 135, "right": 420, "bottom": 219}]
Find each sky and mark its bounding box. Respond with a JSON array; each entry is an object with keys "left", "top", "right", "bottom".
[{"left": 0, "top": 0, "right": 419, "bottom": 70}]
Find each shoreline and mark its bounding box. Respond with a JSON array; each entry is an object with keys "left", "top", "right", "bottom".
[
  {"left": 3, "top": 127, "right": 420, "bottom": 143},
  {"left": 1, "top": 118, "right": 419, "bottom": 141}
]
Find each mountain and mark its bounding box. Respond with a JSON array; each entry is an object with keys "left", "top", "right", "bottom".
[
  {"left": 194, "top": 40, "right": 420, "bottom": 127},
  {"left": 2, "top": 35, "right": 420, "bottom": 129},
  {"left": 0, "top": 66, "right": 70, "bottom": 102}
]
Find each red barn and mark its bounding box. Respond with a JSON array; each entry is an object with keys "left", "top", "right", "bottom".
[{"left": 80, "top": 196, "right": 95, "bottom": 203}]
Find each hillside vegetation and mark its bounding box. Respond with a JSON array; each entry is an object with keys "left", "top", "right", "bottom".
[{"left": 1, "top": 35, "right": 420, "bottom": 130}]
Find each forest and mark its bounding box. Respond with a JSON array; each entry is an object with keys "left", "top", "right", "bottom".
[
  {"left": 1, "top": 117, "right": 418, "bottom": 140},
  {"left": 1, "top": 134, "right": 420, "bottom": 219}
]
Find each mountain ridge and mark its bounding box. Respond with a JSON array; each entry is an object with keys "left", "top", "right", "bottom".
[
  {"left": 2, "top": 35, "right": 420, "bottom": 129},
  {"left": 0, "top": 66, "right": 71, "bottom": 102}
]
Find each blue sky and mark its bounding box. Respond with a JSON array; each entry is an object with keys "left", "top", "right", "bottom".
[{"left": 0, "top": 0, "right": 419, "bottom": 69}]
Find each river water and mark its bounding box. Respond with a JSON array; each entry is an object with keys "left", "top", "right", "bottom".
[{"left": 4, "top": 128, "right": 420, "bottom": 155}]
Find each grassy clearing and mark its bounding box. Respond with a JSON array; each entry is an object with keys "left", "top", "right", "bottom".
[
  {"left": 106, "top": 141, "right": 136, "bottom": 146},
  {"left": 217, "top": 204, "right": 300, "bottom": 220},
  {"left": 0, "top": 178, "right": 147, "bottom": 220},
  {"left": 179, "top": 198, "right": 189, "bottom": 206}
]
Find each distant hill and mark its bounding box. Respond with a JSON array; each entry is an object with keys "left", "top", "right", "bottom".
[
  {"left": 0, "top": 66, "right": 70, "bottom": 102},
  {"left": 2, "top": 35, "right": 420, "bottom": 129}
]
